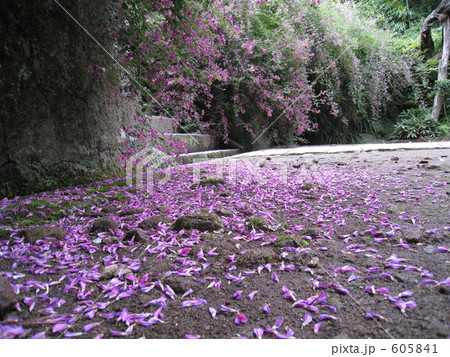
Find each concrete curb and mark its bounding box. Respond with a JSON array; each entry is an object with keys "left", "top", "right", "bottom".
[{"left": 227, "top": 141, "right": 450, "bottom": 159}]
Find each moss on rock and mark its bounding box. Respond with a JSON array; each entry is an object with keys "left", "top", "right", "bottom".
[
  {"left": 247, "top": 217, "right": 270, "bottom": 231},
  {"left": 172, "top": 213, "right": 223, "bottom": 232}
]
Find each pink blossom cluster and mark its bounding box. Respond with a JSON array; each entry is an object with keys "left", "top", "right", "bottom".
[{"left": 99, "top": 0, "right": 414, "bottom": 158}]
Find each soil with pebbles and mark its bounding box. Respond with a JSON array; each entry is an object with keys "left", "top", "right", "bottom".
[{"left": 0, "top": 147, "right": 449, "bottom": 339}]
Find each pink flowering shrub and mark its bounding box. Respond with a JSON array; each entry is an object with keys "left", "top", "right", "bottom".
[
  {"left": 294, "top": 1, "right": 413, "bottom": 143},
  {"left": 111, "top": 0, "right": 413, "bottom": 157}
]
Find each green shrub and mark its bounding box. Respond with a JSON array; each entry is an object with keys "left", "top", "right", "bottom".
[
  {"left": 392, "top": 107, "right": 441, "bottom": 139},
  {"left": 438, "top": 122, "right": 450, "bottom": 136},
  {"left": 434, "top": 79, "right": 450, "bottom": 96}
]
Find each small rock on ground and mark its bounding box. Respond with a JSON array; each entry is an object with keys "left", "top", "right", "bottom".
[
  {"left": 172, "top": 213, "right": 223, "bottom": 232},
  {"left": 118, "top": 208, "right": 144, "bottom": 217},
  {"left": 100, "top": 265, "right": 132, "bottom": 280},
  {"left": 91, "top": 217, "right": 118, "bottom": 233},
  {"left": 21, "top": 226, "right": 65, "bottom": 243},
  {"left": 215, "top": 208, "right": 234, "bottom": 217},
  {"left": 404, "top": 228, "right": 424, "bottom": 244},
  {"left": 81, "top": 211, "right": 106, "bottom": 218},
  {"left": 423, "top": 245, "right": 436, "bottom": 254},
  {"left": 236, "top": 247, "right": 275, "bottom": 268},
  {"left": 123, "top": 228, "right": 147, "bottom": 242},
  {"left": 0, "top": 276, "right": 18, "bottom": 313},
  {"left": 138, "top": 215, "right": 171, "bottom": 230},
  {"left": 307, "top": 257, "right": 320, "bottom": 268},
  {"left": 102, "top": 206, "right": 120, "bottom": 214}
]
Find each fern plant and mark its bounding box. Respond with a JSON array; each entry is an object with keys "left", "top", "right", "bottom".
[{"left": 392, "top": 107, "right": 442, "bottom": 139}]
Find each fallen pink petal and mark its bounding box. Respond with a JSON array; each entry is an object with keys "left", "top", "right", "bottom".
[
  {"left": 274, "top": 331, "right": 295, "bottom": 339},
  {"left": 220, "top": 305, "right": 237, "bottom": 313},
  {"left": 82, "top": 322, "right": 101, "bottom": 332},
  {"left": 181, "top": 298, "right": 208, "bottom": 308},
  {"left": 185, "top": 334, "right": 201, "bottom": 339},
  {"left": 397, "top": 290, "right": 414, "bottom": 298},
  {"left": 322, "top": 305, "right": 337, "bottom": 313},
  {"left": 254, "top": 328, "right": 264, "bottom": 339},
  {"left": 209, "top": 307, "right": 217, "bottom": 318},
  {"left": 330, "top": 284, "right": 350, "bottom": 295},
  {"left": 318, "top": 314, "right": 340, "bottom": 321},
  {"left": 365, "top": 313, "right": 386, "bottom": 320},
  {"left": 273, "top": 316, "right": 284, "bottom": 329},
  {"left": 395, "top": 300, "right": 418, "bottom": 314},
  {"left": 421, "top": 279, "right": 438, "bottom": 286},
  {"left": 375, "top": 287, "right": 390, "bottom": 295},
  {"left": 247, "top": 290, "right": 259, "bottom": 300},
  {"left": 232, "top": 290, "right": 243, "bottom": 299},
  {"left": 52, "top": 324, "right": 69, "bottom": 334},
  {"left": 313, "top": 321, "right": 323, "bottom": 334},
  {"left": 234, "top": 313, "right": 248, "bottom": 325},
  {"left": 436, "top": 246, "right": 449, "bottom": 253},
  {"left": 301, "top": 313, "right": 313, "bottom": 329}
]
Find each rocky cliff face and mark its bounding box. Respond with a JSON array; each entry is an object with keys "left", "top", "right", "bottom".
[{"left": 0, "top": 0, "right": 138, "bottom": 197}]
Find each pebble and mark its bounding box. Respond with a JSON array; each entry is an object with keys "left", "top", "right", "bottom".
[
  {"left": 307, "top": 257, "right": 319, "bottom": 268},
  {"left": 0, "top": 277, "right": 18, "bottom": 313},
  {"left": 100, "top": 265, "right": 132, "bottom": 280},
  {"left": 404, "top": 228, "right": 424, "bottom": 244},
  {"left": 423, "top": 245, "right": 436, "bottom": 254}
]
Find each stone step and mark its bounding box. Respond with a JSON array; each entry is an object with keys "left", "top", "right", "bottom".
[
  {"left": 175, "top": 149, "right": 241, "bottom": 164},
  {"left": 162, "top": 133, "right": 216, "bottom": 153},
  {"left": 148, "top": 116, "right": 176, "bottom": 134}
]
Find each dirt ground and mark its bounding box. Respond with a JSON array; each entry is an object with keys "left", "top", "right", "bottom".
[{"left": 0, "top": 147, "right": 448, "bottom": 339}]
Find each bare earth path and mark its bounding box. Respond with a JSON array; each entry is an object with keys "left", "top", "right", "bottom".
[{"left": 0, "top": 142, "right": 449, "bottom": 340}]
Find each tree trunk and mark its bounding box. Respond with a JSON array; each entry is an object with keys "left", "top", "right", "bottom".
[
  {"left": 420, "top": 0, "right": 450, "bottom": 58},
  {"left": 432, "top": 17, "right": 450, "bottom": 120}
]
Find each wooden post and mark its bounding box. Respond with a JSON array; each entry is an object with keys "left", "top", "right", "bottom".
[{"left": 432, "top": 16, "right": 450, "bottom": 120}]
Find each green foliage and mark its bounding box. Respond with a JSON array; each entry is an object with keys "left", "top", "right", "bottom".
[
  {"left": 0, "top": 229, "right": 12, "bottom": 239},
  {"left": 249, "top": 0, "right": 284, "bottom": 38},
  {"left": 0, "top": 182, "right": 15, "bottom": 199},
  {"left": 248, "top": 217, "right": 269, "bottom": 231},
  {"left": 110, "top": 193, "right": 129, "bottom": 202},
  {"left": 98, "top": 185, "right": 111, "bottom": 193},
  {"left": 115, "top": 0, "right": 428, "bottom": 147},
  {"left": 356, "top": 0, "right": 441, "bottom": 37},
  {"left": 0, "top": 155, "right": 123, "bottom": 198},
  {"left": 438, "top": 122, "right": 450, "bottom": 135},
  {"left": 26, "top": 200, "right": 51, "bottom": 209},
  {"left": 300, "top": 183, "right": 315, "bottom": 191},
  {"left": 298, "top": 1, "right": 412, "bottom": 144},
  {"left": 435, "top": 79, "right": 450, "bottom": 96},
  {"left": 296, "top": 238, "right": 310, "bottom": 248},
  {"left": 392, "top": 107, "right": 442, "bottom": 139},
  {"left": 0, "top": 199, "right": 79, "bottom": 228},
  {"left": 78, "top": 157, "right": 98, "bottom": 171},
  {"left": 111, "top": 180, "right": 128, "bottom": 187},
  {"left": 199, "top": 177, "right": 226, "bottom": 187}
]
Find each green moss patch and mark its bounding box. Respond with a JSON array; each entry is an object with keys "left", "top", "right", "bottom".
[
  {"left": 0, "top": 229, "right": 12, "bottom": 239},
  {"left": 247, "top": 217, "right": 270, "bottom": 231},
  {"left": 190, "top": 177, "right": 226, "bottom": 189}
]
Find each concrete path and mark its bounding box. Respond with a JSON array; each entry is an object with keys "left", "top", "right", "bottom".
[{"left": 228, "top": 141, "right": 450, "bottom": 159}]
